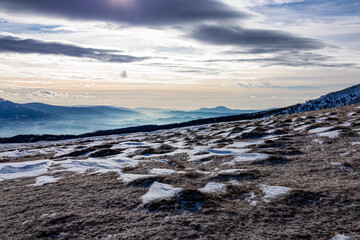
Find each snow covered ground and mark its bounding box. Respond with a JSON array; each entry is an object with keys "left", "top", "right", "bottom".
[{"left": 0, "top": 103, "right": 359, "bottom": 239}]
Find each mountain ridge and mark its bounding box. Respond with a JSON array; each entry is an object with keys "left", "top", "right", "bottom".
[{"left": 0, "top": 83, "right": 359, "bottom": 143}]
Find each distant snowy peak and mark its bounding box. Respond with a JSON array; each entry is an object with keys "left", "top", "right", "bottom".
[{"left": 283, "top": 84, "right": 360, "bottom": 114}]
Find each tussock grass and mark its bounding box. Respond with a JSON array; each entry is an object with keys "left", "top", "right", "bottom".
[{"left": 1, "top": 103, "right": 360, "bottom": 239}]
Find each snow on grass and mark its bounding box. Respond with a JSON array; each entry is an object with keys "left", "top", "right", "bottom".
[
  {"left": 331, "top": 234, "right": 350, "bottom": 240},
  {"left": 119, "top": 174, "right": 155, "bottom": 184},
  {"left": 262, "top": 135, "right": 279, "bottom": 140},
  {"left": 225, "top": 149, "right": 268, "bottom": 165},
  {"left": 245, "top": 192, "right": 258, "bottom": 206},
  {"left": 308, "top": 126, "right": 333, "bottom": 134},
  {"left": 341, "top": 122, "right": 352, "bottom": 127},
  {"left": 262, "top": 120, "right": 275, "bottom": 125},
  {"left": 208, "top": 149, "right": 233, "bottom": 155},
  {"left": 218, "top": 169, "right": 244, "bottom": 174},
  {"left": 141, "top": 182, "right": 182, "bottom": 204},
  {"left": 40, "top": 213, "right": 57, "bottom": 219},
  {"left": 0, "top": 148, "right": 56, "bottom": 160},
  {"left": 199, "top": 182, "right": 227, "bottom": 194},
  {"left": 313, "top": 139, "right": 324, "bottom": 144},
  {"left": 351, "top": 142, "right": 360, "bottom": 145},
  {"left": 261, "top": 185, "right": 292, "bottom": 203},
  {"left": 60, "top": 157, "right": 138, "bottom": 175},
  {"left": 191, "top": 146, "right": 269, "bottom": 165},
  {"left": 294, "top": 124, "right": 312, "bottom": 132},
  {"left": 228, "top": 127, "right": 255, "bottom": 138},
  {"left": 149, "top": 168, "right": 186, "bottom": 175},
  {"left": 315, "top": 117, "right": 328, "bottom": 122},
  {"left": 317, "top": 130, "right": 340, "bottom": 138},
  {"left": 331, "top": 162, "right": 342, "bottom": 166},
  {"left": 209, "top": 127, "right": 233, "bottom": 137},
  {"left": 53, "top": 146, "right": 77, "bottom": 157},
  {"left": 0, "top": 150, "right": 26, "bottom": 159},
  {"left": 163, "top": 140, "right": 187, "bottom": 148},
  {"left": 0, "top": 160, "right": 52, "bottom": 181},
  {"left": 228, "top": 180, "right": 242, "bottom": 186},
  {"left": 226, "top": 140, "right": 265, "bottom": 149},
  {"left": 29, "top": 175, "right": 60, "bottom": 186},
  {"left": 188, "top": 152, "right": 214, "bottom": 162}
]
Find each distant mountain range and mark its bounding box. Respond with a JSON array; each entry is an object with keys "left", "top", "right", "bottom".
[
  {"left": 0, "top": 99, "right": 261, "bottom": 137},
  {"left": 20, "top": 102, "right": 142, "bottom": 120},
  {"left": 0, "top": 98, "right": 55, "bottom": 120},
  {"left": 1, "top": 83, "right": 358, "bottom": 140}
]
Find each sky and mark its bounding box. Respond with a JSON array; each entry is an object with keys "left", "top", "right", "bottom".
[{"left": 0, "top": 0, "right": 359, "bottom": 110}]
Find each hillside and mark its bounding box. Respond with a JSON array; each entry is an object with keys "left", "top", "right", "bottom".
[
  {"left": 0, "top": 98, "right": 56, "bottom": 120},
  {"left": 21, "top": 103, "right": 143, "bottom": 119},
  {"left": 282, "top": 84, "right": 360, "bottom": 114},
  {"left": 1, "top": 84, "right": 359, "bottom": 143},
  {"left": 0, "top": 102, "right": 359, "bottom": 239},
  {"left": 0, "top": 99, "right": 263, "bottom": 138}
]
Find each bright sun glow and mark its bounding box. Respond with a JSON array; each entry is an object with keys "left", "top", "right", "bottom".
[{"left": 108, "top": 0, "right": 133, "bottom": 7}]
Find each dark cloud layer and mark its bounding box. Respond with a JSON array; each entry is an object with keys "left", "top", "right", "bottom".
[
  {"left": 0, "top": 35, "right": 146, "bottom": 63},
  {"left": 0, "top": 0, "right": 245, "bottom": 26},
  {"left": 189, "top": 25, "right": 324, "bottom": 51},
  {"left": 204, "top": 51, "right": 354, "bottom": 68}
]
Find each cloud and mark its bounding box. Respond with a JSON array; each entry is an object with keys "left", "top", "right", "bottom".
[
  {"left": 0, "top": 0, "right": 247, "bottom": 26},
  {"left": 260, "top": 0, "right": 360, "bottom": 17},
  {"left": 224, "top": 48, "right": 292, "bottom": 54},
  {"left": 121, "top": 70, "right": 128, "bottom": 79},
  {"left": 34, "top": 90, "right": 57, "bottom": 97},
  {"left": 0, "top": 35, "right": 147, "bottom": 63},
  {"left": 33, "top": 90, "right": 90, "bottom": 99},
  {"left": 238, "top": 0, "right": 305, "bottom": 6},
  {"left": 237, "top": 82, "right": 252, "bottom": 89},
  {"left": 204, "top": 51, "right": 356, "bottom": 68},
  {"left": 0, "top": 20, "right": 70, "bottom": 34},
  {"left": 188, "top": 25, "right": 324, "bottom": 51}
]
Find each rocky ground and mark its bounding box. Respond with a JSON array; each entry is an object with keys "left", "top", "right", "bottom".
[{"left": 1, "top": 103, "right": 360, "bottom": 240}]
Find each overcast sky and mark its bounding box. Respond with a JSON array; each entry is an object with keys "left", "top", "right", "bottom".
[{"left": 0, "top": 0, "right": 359, "bottom": 109}]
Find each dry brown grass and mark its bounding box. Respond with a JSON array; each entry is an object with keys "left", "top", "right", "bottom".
[{"left": 1, "top": 103, "right": 360, "bottom": 239}]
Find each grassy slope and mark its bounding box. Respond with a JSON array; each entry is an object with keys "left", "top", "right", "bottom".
[{"left": 0, "top": 103, "right": 360, "bottom": 239}]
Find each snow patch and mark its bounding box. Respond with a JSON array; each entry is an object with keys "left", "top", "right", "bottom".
[
  {"left": 218, "top": 169, "right": 244, "bottom": 174},
  {"left": 29, "top": 175, "right": 59, "bottom": 186},
  {"left": 331, "top": 234, "right": 350, "bottom": 240},
  {"left": 226, "top": 140, "right": 265, "bottom": 149},
  {"left": 245, "top": 192, "right": 258, "bottom": 206},
  {"left": 225, "top": 150, "right": 268, "bottom": 165},
  {"left": 331, "top": 162, "right": 342, "bottom": 166},
  {"left": 141, "top": 182, "right": 182, "bottom": 204},
  {"left": 149, "top": 168, "right": 182, "bottom": 175},
  {"left": 294, "top": 124, "right": 312, "bottom": 132},
  {"left": 0, "top": 160, "right": 51, "bottom": 181},
  {"left": 199, "top": 182, "right": 227, "bottom": 194},
  {"left": 308, "top": 127, "right": 333, "bottom": 134},
  {"left": 313, "top": 139, "right": 324, "bottom": 144},
  {"left": 261, "top": 185, "right": 292, "bottom": 202},
  {"left": 60, "top": 157, "right": 138, "bottom": 175},
  {"left": 315, "top": 117, "right": 328, "bottom": 122},
  {"left": 119, "top": 174, "right": 154, "bottom": 184},
  {"left": 317, "top": 130, "right": 340, "bottom": 138}
]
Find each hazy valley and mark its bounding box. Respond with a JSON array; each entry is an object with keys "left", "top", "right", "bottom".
[{"left": 0, "top": 85, "right": 359, "bottom": 239}]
